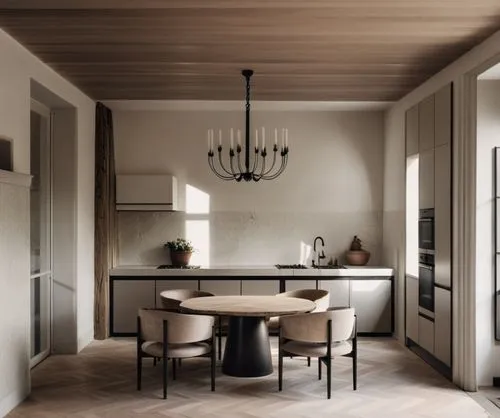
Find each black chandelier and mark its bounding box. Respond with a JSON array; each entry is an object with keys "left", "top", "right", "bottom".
[{"left": 207, "top": 69, "right": 289, "bottom": 182}]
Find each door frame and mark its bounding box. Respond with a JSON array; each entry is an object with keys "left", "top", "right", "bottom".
[{"left": 29, "top": 98, "right": 54, "bottom": 368}]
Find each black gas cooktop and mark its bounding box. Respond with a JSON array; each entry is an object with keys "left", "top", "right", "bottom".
[
  {"left": 157, "top": 265, "right": 201, "bottom": 269},
  {"left": 275, "top": 264, "right": 309, "bottom": 269}
]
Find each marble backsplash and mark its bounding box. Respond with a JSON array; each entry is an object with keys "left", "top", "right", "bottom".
[{"left": 117, "top": 210, "right": 382, "bottom": 267}]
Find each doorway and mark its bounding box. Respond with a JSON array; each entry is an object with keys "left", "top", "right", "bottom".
[{"left": 30, "top": 99, "right": 52, "bottom": 367}]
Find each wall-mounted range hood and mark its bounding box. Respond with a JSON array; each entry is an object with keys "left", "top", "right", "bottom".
[{"left": 116, "top": 174, "right": 179, "bottom": 211}]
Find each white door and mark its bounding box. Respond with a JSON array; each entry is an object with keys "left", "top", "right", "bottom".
[{"left": 30, "top": 100, "right": 52, "bottom": 368}]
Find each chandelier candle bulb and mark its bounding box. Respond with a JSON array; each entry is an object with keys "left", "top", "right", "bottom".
[
  {"left": 255, "top": 129, "right": 259, "bottom": 151},
  {"left": 237, "top": 130, "right": 241, "bottom": 147},
  {"left": 285, "top": 129, "right": 289, "bottom": 148},
  {"left": 274, "top": 128, "right": 278, "bottom": 146},
  {"left": 207, "top": 129, "right": 210, "bottom": 151},
  {"left": 230, "top": 128, "right": 234, "bottom": 150},
  {"left": 218, "top": 130, "right": 222, "bottom": 147}
]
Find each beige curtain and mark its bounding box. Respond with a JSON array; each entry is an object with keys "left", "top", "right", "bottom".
[{"left": 94, "top": 102, "right": 116, "bottom": 340}]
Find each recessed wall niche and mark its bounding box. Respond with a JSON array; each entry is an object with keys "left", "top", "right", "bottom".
[{"left": 0, "top": 137, "right": 13, "bottom": 171}]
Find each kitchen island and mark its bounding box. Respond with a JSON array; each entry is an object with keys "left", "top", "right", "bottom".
[{"left": 109, "top": 265, "right": 394, "bottom": 337}]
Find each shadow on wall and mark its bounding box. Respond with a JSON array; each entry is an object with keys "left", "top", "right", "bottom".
[{"left": 0, "top": 137, "right": 13, "bottom": 171}]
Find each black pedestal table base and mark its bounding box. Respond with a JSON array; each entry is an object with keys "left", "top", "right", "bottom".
[{"left": 222, "top": 316, "right": 273, "bottom": 377}]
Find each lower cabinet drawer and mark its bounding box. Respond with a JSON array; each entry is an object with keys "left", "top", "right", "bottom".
[
  {"left": 200, "top": 280, "right": 241, "bottom": 296},
  {"left": 241, "top": 280, "right": 280, "bottom": 296},
  {"left": 112, "top": 280, "right": 155, "bottom": 334},
  {"left": 418, "top": 315, "right": 435, "bottom": 354}
]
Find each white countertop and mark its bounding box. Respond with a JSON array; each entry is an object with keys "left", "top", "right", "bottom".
[{"left": 109, "top": 265, "right": 394, "bottom": 278}]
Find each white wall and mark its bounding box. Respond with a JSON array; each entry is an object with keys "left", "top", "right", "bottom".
[
  {"left": 476, "top": 80, "right": 500, "bottom": 385},
  {"left": 0, "top": 29, "right": 95, "bottom": 415},
  {"left": 113, "top": 109, "right": 385, "bottom": 267},
  {"left": 383, "top": 28, "right": 500, "bottom": 388}
]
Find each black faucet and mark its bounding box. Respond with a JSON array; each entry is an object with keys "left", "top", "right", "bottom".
[{"left": 312, "top": 236, "right": 326, "bottom": 267}]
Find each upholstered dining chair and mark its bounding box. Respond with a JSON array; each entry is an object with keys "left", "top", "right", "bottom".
[
  {"left": 137, "top": 309, "right": 216, "bottom": 399},
  {"left": 278, "top": 307, "right": 357, "bottom": 399},
  {"left": 159, "top": 289, "right": 226, "bottom": 361},
  {"left": 160, "top": 289, "right": 214, "bottom": 311},
  {"left": 268, "top": 288, "right": 330, "bottom": 366}
]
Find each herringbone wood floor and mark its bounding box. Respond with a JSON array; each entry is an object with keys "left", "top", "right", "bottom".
[{"left": 8, "top": 338, "right": 490, "bottom": 418}]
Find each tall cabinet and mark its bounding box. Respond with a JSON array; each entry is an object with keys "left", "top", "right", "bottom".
[{"left": 405, "top": 83, "right": 452, "bottom": 372}]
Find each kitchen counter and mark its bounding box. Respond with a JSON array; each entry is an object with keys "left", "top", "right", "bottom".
[
  {"left": 110, "top": 265, "right": 394, "bottom": 278},
  {"left": 109, "top": 264, "right": 395, "bottom": 337}
]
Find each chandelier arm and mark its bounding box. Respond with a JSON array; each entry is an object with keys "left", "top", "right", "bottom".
[
  {"left": 229, "top": 154, "right": 240, "bottom": 177},
  {"left": 262, "top": 155, "right": 288, "bottom": 180},
  {"left": 237, "top": 150, "right": 244, "bottom": 175},
  {"left": 208, "top": 156, "right": 236, "bottom": 180},
  {"left": 261, "top": 150, "right": 278, "bottom": 176},
  {"left": 217, "top": 149, "right": 235, "bottom": 176},
  {"left": 251, "top": 148, "right": 259, "bottom": 174}
]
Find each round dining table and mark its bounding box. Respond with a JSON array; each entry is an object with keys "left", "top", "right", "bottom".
[{"left": 180, "top": 295, "right": 316, "bottom": 378}]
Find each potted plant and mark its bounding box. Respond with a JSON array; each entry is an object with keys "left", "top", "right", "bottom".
[
  {"left": 164, "top": 238, "right": 195, "bottom": 267},
  {"left": 345, "top": 235, "right": 371, "bottom": 266}
]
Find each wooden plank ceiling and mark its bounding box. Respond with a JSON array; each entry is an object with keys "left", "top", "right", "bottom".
[{"left": 1, "top": 0, "right": 500, "bottom": 101}]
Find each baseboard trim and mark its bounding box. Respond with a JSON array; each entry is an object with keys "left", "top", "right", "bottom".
[
  {"left": 0, "top": 386, "right": 29, "bottom": 417},
  {"left": 406, "top": 338, "right": 452, "bottom": 381},
  {"left": 77, "top": 328, "right": 94, "bottom": 353}
]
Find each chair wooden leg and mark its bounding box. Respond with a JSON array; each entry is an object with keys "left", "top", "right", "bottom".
[
  {"left": 178, "top": 358, "right": 182, "bottom": 368},
  {"left": 353, "top": 341, "right": 357, "bottom": 390},
  {"left": 278, "top": 328, "right": 283, "bottom": 391},
  {"left": 211, "top": 325, "right": 216, "bottom": 392},
  {"left": 163, "top": 321, "right": 168, "bottom": 400},
  {"left": 327, "top": 319, "right": 332, "bottom": 400},
  {"left": 153, "top": 357, "right": 157, "bottom": 367},
  {"left": 353, "top": 315, "right": 358, "bottom": 391},
  {"left": 172, "top": 358, "right": 177, "bottom": 380},
  {"left": 218, "top": 318, "right": 222, "bottom": 361},
  {"left": 137, "top": 317, "right": 142, "bottom": 391},
  {"left": 327, "top": 358, "right": 332, "bottom": 399},
  {"left": 307, "top": 357, "right": 311, "bottom": 367},
  {"left": 318, "top": 358, "right": 322, "bottom": 380}
]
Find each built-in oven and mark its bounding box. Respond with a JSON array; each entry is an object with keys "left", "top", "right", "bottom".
[
  {"left": 419, "top": 208, "right": 435, "bottom": 252},
  {"left": 418, "top": 252, "right": 435, "bottom": 317}
]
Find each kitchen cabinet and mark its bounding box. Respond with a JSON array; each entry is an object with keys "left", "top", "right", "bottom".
[
  {"left": 406, "top": 276, "right": 419, "bottom": 343},
  {"left": 434, "top": 144, "right": 451, "bottom": 288},
  {"left": 350, "top": 280, "right": 391, "bottom": 333},
  {"left": 319, "top": 280, "right": 350, "bottom": 308},
  {"left": 418, "top": 315, "right": 435, "bottom": 354},
  {"left": 434, "top": 84, "right": 452, "bottom": 147},
  {"left": 241, "top": 280, "right": 280, "bottom": 296},
  {"left": 285, "top": 280, "right": 317, "bottom": 292},
  {"left": 434, "top": 287, "right": 451, "bottom": 366},
  {"left": 419, "top": 149, "right": 435, "bottom": 209},
  {"left": 155, "top": 279, "right": 198, "bottom": 308},
  {"left": 405, "top": 104, "right": 419, "bottom": 157},
  {"left": 418, "top": 95, "right": 435, "bottom": 152},
  {"left": 200, "top": 280, "right": 240, "bottom": 295},
  {"left": 112, "top": 280, "right": 155, "bottom": 334}
]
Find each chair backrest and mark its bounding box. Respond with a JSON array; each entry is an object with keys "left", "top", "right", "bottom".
[
  {"left": 279, "top": 307, "right": 355, "bottom": 343},
  {"left": 138, "top": 309, "right": 214, "bottom": 344},
  {"left": 160, "top": 289, "right": 214, "bottom": 310},
  {"left": 277, "top": 289, "right": 330, "bottom": 312}
]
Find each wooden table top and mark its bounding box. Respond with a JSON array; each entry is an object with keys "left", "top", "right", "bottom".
[{"left": 179, "top": 295, "right": 316, "bottom": 317}]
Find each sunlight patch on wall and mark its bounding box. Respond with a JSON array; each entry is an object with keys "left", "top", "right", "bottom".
[
  {"left": 185, "top": 184, "right": 210, "bottom": 266},
  {"left": 186, "top": 184, "right": 210, "bottom": 214},
  {"left": 186, "top": 220, "right": 210, "bottom": 267},
  {"left": 300, "top": 241, "right": 312, "bottom": 265}
]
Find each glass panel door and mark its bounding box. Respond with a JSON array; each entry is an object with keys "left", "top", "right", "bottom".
[{"left": 30, "top": 101, "right": 52, "bottom": 367}]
